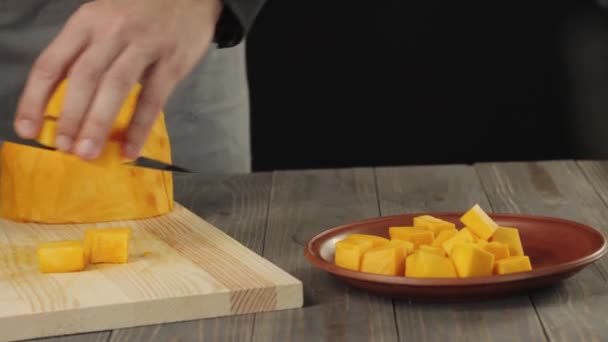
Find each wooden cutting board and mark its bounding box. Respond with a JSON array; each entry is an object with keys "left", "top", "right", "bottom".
[{"left": 0, "top": 203, "right": 303, "bottom": 342}]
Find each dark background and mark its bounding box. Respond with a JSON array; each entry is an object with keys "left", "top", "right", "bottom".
[{"left": 245, "top": 0, "right": 608, "bottom": 171}]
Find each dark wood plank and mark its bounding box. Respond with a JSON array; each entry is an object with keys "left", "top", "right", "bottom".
[
  {"left": 109, "top": 173, "right": 273, "bottom": 342},
  {"left": 375, "top": 164, "right": 547, "bottom": 342},
  {"left": 577, "top": 160, "right": 608, "bottom": 269},
  {"left": 476, "top": 160, "right": 608, "bottom": 342},
  {"left": 252, "top": 169, "right": 399, "bottom": 342}
]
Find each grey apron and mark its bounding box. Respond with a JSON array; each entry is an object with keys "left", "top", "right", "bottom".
[{"left": 0, "top": 0, "right": 251, "bottom": 174}]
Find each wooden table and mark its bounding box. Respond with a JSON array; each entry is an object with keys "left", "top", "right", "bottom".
[{"left": 27, "top": 160, "right": 608, "bottom": 342}]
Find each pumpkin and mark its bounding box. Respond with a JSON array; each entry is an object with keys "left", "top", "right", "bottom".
[{"left": 0, "top": 79, "right": 174, "bottom": 223}]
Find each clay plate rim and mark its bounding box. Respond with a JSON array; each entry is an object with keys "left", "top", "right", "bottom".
[{"left": 304, "top": 212, "right": 608, "bottom": 287}]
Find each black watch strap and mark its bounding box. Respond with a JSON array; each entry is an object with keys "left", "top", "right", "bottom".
[{"left": 213, "top": 2, "right": 245, "bottom": 48}]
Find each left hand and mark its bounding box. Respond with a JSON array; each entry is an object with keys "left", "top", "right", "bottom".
[{"left": 14, "top": 0, "right": 223, "bottom": 160}]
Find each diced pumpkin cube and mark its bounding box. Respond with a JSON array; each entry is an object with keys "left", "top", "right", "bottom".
[
  {"left": 480, "top": 241, "right": 510, "bottom": 260},
  {"left": 406, "top": 251, "right": 457, "bottom": 278},
  {"left": 432, "top": 228, "right": 458, "bottom": 247},
  {"left": 83, "top": 228, "right": 101, "bottom": 263},
  {"left": 361, "top": 245, "right": 405, "bottom": 276},
  {"left": 405, "top": 252, "right": 419, "bottom": 276},
  {"left": 413, "top": 215, "right": 456, "bottom": 235},
  {"left": 89, "top": 228, "right": 132, "bottom": 264},
  {"left": 389, "top": 227, "right": 434, "bottom": 248},
  {"left": 419, "top": 245, "right": 446, "bottom": 257},
  {"left": 38, "top": 240, "right": 85, "bottom": 273},
  {"left": 460, "top": 204, "right": 498, "bottom": 240},
  {"left": 450, "top": 243, "right": 495, "bottom": 277},
  {"left": 494, "top": 256, "right": 532, "bottom": 275},
  {"left": 491, "top": 227, "right": 524, "bottom": 256},
  {"left": 345, "top": 233, "right": 389, "bottom": 247},
  {"left": 388, "top": 239, "right": 414, "bottom": 255},
  {"left": 441, "top": 228, "right": 476, "bottom": 255},
  {"left": 461, "top": 227, "right": 479, "bottom": 242},
  {"left": 335, "top": 239, "right": 373, "bottom": 271}
]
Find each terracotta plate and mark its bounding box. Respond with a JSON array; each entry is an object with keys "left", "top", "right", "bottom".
[{"left": 304, "top": 212, "right": 608, "bottom": 302}]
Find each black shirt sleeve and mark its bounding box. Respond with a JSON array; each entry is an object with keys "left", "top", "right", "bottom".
[{"left": 213, "top": 0, "right": 267, "bottom": 48}]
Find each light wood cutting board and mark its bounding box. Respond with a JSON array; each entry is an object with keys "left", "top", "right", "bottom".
[{"left": 0, "top": 203, "right": 303, "bottom": 342}]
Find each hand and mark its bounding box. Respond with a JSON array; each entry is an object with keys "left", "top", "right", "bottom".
[{"left": 14, "top": 0, "right": 223, "bottom": 160}]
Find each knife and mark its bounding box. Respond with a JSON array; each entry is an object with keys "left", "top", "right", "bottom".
[{"left": 0, "top": 130, "right": 193, "bottom": 173}]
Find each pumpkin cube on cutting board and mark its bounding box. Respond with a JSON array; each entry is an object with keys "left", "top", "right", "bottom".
[
  {"left": 37, "top": 241, "right": 86, "bottom": 273},
  {"left": 332, "top": 203, "right": 533, "bottom": 279},
  {"left": 38, "top": 227, "right": 133, "bottom": 274},
  {"left": 87, "top": 228, "right": 132, "bottom": 264}
]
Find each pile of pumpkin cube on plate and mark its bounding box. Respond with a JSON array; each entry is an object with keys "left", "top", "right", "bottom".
[{"left": 333, "top": 204, "right": 532, "bottom": 278}]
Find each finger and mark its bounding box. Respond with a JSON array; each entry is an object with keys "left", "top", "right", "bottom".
[
  {"left": 73, "top": 47, "right": 155, "bottom": 160},
  {"left": 123, "top": 63, "right": 178, "bottom": 159},
  {"left": 14, "top": 16, "right": 89, "bottom": 139},
  {"left": 55, "top": 39, "right": 126, "bottom": 152}
]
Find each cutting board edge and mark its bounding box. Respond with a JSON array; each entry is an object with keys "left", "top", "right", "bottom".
[{"left": 0, "top": 282, "right": 304, "bottom": 342}]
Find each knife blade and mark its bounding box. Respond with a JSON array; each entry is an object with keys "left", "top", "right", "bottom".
[{"left": 0, "top": 131, "right": 193, "bottom": 173}]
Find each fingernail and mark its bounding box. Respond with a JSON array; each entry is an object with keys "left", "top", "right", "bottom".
[
  {"left": 74, "top": 139, "right": 99, "bottom": 159},
  {"left": 15, "top": 119, "right": 37, "bottom": 138},
  {"left": 55, "top": 135, "right": 72, "bottom": 152}
]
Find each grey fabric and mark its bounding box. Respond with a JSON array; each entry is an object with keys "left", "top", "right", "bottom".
[{"left": 0, "top": 0, "right": 251, "bottom": 174}]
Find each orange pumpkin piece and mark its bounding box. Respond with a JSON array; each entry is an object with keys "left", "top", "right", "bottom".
[
  {"left": 37, "top": 240, "right": 85, "bottom": 273},
  {"left": 334, "top": 239, "right": 373, "bottom": 271},
  {"left": 491, "top": 227, "right": 525, "bottom": 256},
  {"left": 405, "top": 250, "right": 457, "bottom": 278},
  {"left": 387, "top": 239, "right": 414, "bottom": 255},
  {"left": 478, "top": 241, "right": 510, "bottom": 261},
  {"left": 83, "top": 228, "right": 101, "bottom": 263},
  {"left": 360, "top": 245, "right": 405, "bottom": 276},
  {"left": 0, "top": 79, "right": 174, "bottom": 223},
  {"left": 413, "top": 215, "right": 456, "bottom": 235},
  {"left": 87, "top": 228, "right": 132, "bottom": 264},
  {"left": 388, "top": 227, "right": 434, "bottom": 248},
  {"left": 442, "top": 228, "right": 476, "bottom": 256},
  {"left": 494, "top": 256, "right": 532, "bottom": 275},
  {"left": 345, "top": 234, "right": 389, "bottom": 247},
  {"left": 460, "top": 204, "right": 498, "bottom": 241},
  {"left": 431, "top": 228, "right": 458, "bottom": 247},
  {"left": 450, "top": 243, "right": 495, "bottom": 277},
  {"left": 419, "top": 245, "right": 446, "bottom": 257}
]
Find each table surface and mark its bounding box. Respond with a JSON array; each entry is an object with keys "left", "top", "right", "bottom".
[{"left": 24, "top": 160, "right": 608, "bottom": 342}]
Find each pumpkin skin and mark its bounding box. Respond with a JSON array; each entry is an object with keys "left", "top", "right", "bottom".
[{"left": 0, "top": 80, "right": 174, "bottom": 223}]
